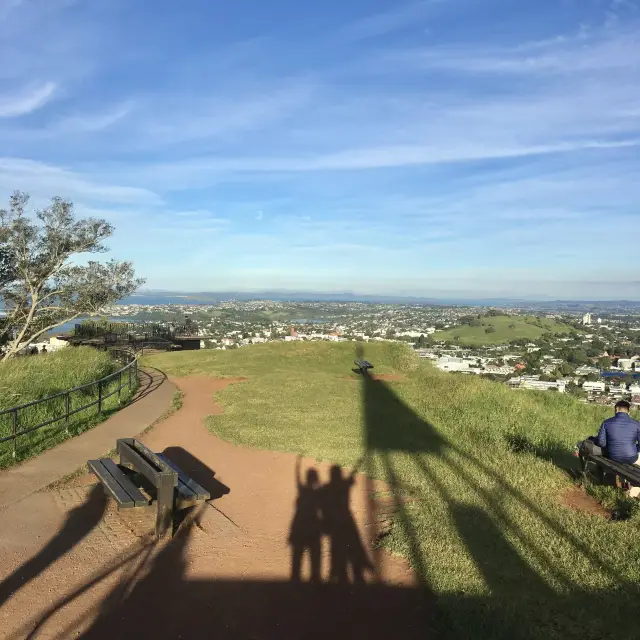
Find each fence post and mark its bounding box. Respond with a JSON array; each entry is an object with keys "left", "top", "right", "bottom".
[
  {"left": 128, "top": 361, "right": 132, "bottom": 390},
  {"left": 12, "top": 409, "right": 17, "bottom": 459},
  {"left": 118, "top": 371, "right": 122, "bottom": 404},
  {"left": 65, "top": 392, "right": 71, "bottom": 434},
  {"left": 98, "top": 379, "right": 103, "bottom": 414}
]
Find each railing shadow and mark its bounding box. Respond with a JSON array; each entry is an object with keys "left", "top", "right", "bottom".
[{"left": 126, "top": 366, "right": 167, "bottom": 405}]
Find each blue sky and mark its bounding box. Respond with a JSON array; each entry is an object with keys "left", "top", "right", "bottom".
[{"left": 1, "top": 0, "right": 639, "bottom": 300}]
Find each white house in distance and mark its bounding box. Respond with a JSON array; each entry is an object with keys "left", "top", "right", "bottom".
[
  {"left": 521, "top": 379, "right": 567, "bottom": 393},
  {"left": 617, "top": 355, "right": 640, "bottom": 371},
  {"left": 435, "top": 357, "right": 481, "bottom": 374},
  {"left": 583, "top": 381, "right": 606, "bottom": 393},
  {"left": 582, "top": 313, "right": 593, "bottom": 325}
]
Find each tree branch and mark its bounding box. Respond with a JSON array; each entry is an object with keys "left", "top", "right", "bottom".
[{"left": 17, "top": 312, "right": 82, "bottom": 348}]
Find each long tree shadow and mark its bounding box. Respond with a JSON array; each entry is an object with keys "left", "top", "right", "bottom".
[
  {"left": 0, "top": 484, "right": 107, "bottom": 608},
  {"left": 356, "top": 345, "right": 637, "bottom": 638}
]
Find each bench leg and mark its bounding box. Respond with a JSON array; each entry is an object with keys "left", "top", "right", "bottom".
[{"left": 155, "top": 475, "right": 175, "bottom": 540}]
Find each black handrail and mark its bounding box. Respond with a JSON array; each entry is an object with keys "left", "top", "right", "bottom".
[
  {"left": 0, "top": 348, "right": 138, "bottom": 459},
  {"left": 75, "top": 320, "right": 200, "bottom": 340}
]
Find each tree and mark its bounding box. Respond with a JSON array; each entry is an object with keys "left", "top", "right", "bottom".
[
  {"left": 0, "top": 192, "right": 144, "bottom": 360},
  {"left": 597, "top": 356, "right": 612, "bottom": 371},
  {"left": 485, "top": 326, "right": 496, "bottom": 334}
]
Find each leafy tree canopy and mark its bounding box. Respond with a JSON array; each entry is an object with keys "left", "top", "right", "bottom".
[{"left": 0, "top": 192, "right": 144, "bottom": 360}]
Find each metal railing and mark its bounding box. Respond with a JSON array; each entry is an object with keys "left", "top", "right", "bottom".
[
  {"left": 74, "top": 320, "right": 200, "bottom": 341},
  {"left": 130, "top": 339, "right": 178, "bottom": 355},
  {"left": 0, "top": 348, "right": 138, "bottom": 460}
]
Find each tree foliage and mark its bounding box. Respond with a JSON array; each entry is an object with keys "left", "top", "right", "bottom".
[{"left": 0, "top": 192, "right": 144, "bottom": 360}]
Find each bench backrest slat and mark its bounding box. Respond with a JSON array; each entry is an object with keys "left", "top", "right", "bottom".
[{"left": 117, "top": 439, "right": 178, "bottom": 487}]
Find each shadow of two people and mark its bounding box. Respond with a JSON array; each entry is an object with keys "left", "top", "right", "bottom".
[{"left": 288, "top": 456, "right": 373, "bottom": 584}]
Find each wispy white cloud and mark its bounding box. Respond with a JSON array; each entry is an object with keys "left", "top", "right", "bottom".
[
  {"left": 0, "top": 0, "right": 639, "bottom": 296},
  {"left": 0, "top": 81, "right": 57, "bottom": 117},
  {"left": 0, "top": 157, "right": 161, "bottom": 205},
  {"left": 128, "top": 138, "right": 640, "bottom": 185},
  {"left": 339, "top": 1, "right": 442, "bottom": 41},
  {"left": 51, "top": 102, "right": 134, "bottom": 134},
  {"left": 376, "top": 22, "right": 640, "bottom": 74},
  {"left": 133, "top": 81, "right": 316, "bottom": 147}
]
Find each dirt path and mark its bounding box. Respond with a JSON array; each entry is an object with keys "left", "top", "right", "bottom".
[{"left": 0, "top": 375, "right": 431, "bottom": 639}]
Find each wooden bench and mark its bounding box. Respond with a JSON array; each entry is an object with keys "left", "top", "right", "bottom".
[
  {"left": 354, "top": 359, "right": 374, "bottom": 374},
  {"left": 89, "top": 438, "right": 210, "bottom": 539},
  {"left": 580, "top": 454, "right": 640, "bottom": 490}
]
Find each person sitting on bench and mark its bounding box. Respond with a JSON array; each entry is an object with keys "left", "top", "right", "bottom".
[{"left": 596, "top": 400, "right": 640, "bottom": 497}]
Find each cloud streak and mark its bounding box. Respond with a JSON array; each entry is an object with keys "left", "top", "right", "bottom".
[
  {"left": 339, "top": 1, "right": 442, "bottom": 41},
  {"left": 0, "top": 81, "right": 57, "bottom": 117},
  {"left": 0, "top": 1, "right": 639, "bottom": 297}
]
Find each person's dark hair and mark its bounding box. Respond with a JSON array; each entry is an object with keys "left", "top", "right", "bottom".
[{"left": 615, "top": 400, "right": 631, "bottom": 412}]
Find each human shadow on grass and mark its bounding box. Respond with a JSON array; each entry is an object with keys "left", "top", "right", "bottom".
[
  {"left": 357, "top": 345, "right": 632, "bottom": 637},
  {"left": 0, "top": 484, "right": 107, "bottom": 609}
]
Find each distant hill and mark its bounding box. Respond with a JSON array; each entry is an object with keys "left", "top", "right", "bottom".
[
  {"left": 433, "top": 314, "right": 576, "bottom": 346},
  {"left": 124, "top": 290, "right": 640, "bottom": 309}
]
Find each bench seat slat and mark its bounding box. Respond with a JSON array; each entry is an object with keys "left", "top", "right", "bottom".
[
  {"left": 175, "top": 481, "right": 204, "bottom": 509},
  {"left": 587, "top": 455, "right": 640, "bottom": 483},
  {"left": 157, "top": 453, "right": 210, "bottom": 500},
  {"left": 88, "top": 459, "right": 147, "bottom": 509},
  {"left": 101, "top": 458, "right": 149, "bottom": 507}
]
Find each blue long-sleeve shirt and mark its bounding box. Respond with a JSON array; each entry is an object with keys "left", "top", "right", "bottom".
[{"left": 596, "top": 412, "right": 640, "bottom": 464}]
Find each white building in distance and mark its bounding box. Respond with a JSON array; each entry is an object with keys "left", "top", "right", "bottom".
[{"left": 583, "top": 381, "right": 606, "bottom": 393}]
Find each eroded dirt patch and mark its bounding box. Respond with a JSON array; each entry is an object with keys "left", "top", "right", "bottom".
[{"left": 560, "top": 486, "right": 610, "bottom": 518}]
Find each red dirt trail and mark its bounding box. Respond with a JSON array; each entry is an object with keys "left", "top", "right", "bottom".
[{"left": 0, "top": 376, "right": 431, "bottom": 640}]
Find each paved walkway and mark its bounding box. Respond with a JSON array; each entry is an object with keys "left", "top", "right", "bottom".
[{"left": 0, "top": 368, "right": 175, "bottom": 512}]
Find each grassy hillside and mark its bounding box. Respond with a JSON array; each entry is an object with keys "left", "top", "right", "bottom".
[
  {"left": 433, "top": 314, "right": 574, "bottom": 346},
  {"left": 0, "top": 346, "right": 135, "bottom": 467},
  {"left": 145, "top": 342, "right": 640, "bottom": 640}
]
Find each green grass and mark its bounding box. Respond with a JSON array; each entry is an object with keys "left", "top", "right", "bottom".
[
  {"left": 433, "top": 314, "right": 574, "bottom": 346},
  {"left": 145, "top": 341, "right": 640, "bottom": 640},
  {"left": 0, "top": 347, "right": 137, "bottom": 468}
]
